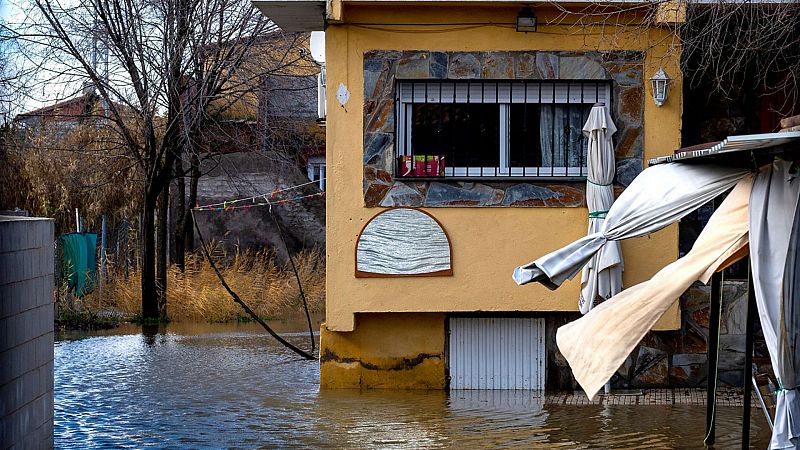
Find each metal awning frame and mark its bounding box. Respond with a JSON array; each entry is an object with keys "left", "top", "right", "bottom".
[{"left": 649, "top": 131, "right": 800, "bottom": 166}]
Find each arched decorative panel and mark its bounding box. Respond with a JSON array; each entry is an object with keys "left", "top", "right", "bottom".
[{"left": 356, "top": 208, "right": 452, "bottom": 277}]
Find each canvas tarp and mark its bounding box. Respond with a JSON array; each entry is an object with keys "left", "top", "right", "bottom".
[
  {"left": 513, "top": 163, "right": 749, "bottom": 288},
  {"left": 556, "top": 175, "right": 753, "bottom": 400},
  {"left": 61, "top": 232, "right": 97, "bottom": 296},
  {"left": 749, "top": 160, "right": 800, "bottom": 449}
]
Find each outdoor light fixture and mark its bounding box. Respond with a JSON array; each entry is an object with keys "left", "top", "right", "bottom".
[
  {"left": 516, "top": 8, "right": 537, "bottom": 32},
  {"left": 650, "top": 68, "right": 672, "bottom": 107}
]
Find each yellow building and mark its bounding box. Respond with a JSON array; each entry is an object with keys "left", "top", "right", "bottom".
[{"left": 254, "top": 0, "right": 685, "bottom": 390}]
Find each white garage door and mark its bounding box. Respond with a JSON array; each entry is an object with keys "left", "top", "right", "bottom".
[{"left": 448, "top": 317, "right": 546, "bottom": 390}]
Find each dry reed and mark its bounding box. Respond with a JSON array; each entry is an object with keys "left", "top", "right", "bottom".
[{"left": 79, "top": 244, "right": 325, "bottom": 322}]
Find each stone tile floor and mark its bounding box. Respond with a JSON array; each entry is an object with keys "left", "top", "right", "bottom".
[{"left": 545, "top": 387, "right": 759, "bottom": 406}]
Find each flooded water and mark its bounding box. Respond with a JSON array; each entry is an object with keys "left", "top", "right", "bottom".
[{"left": 55, "top": 322, "right": 771, "bottom": 449}]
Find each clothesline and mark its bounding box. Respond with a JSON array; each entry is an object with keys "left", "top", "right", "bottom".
[
  {"left": 193, "top": 192, "right": 325, "bottom": 212},
  {"left": 196, "top": 178, "right": 326, "bottom": 209}
]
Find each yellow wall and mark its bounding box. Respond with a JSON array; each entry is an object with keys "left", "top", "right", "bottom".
[
  {"left": 324, "top": 6, "right": 683, "bottom": 332},
  {"left": 320, "top": 313, "right": 446, "bottom": 389}
]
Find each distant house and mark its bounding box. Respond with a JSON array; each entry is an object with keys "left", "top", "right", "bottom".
[{"left": 14, "top": 87, "right": 112, "bottom": 133}]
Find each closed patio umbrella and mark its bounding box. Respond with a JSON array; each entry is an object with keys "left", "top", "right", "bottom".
[
  {"left": 749, "top": 160, "right": 800, "bottom": 449},
  {"left": 579, "top": 104, "right": 622, "bottom": 314}
]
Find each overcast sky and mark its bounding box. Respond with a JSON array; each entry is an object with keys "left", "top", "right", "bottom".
[{"left": 2, "top": 0, "right": 82, "bottom": 116}]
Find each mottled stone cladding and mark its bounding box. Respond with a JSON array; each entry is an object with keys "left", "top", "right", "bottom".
[
  {"left": 363, "top": 50, "right": 645, "bottom": 207},
  {"left": 547, "top": 281, "right": 762, "bottom": 391}
]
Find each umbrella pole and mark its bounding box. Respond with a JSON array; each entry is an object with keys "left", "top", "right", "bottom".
[
  {"left": 704, "top": 270, "right": 723, "bottom": 446},
  {"left": 741, "top": 262, "right": 757, "bottom": 449}
]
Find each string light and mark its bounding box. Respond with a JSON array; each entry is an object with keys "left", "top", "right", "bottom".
[
  {"left": 193, "top": 192, "right": 325, "bottom": 212},
  {"left": 195, "top": 178, "right": 326, "bottom": 210}
]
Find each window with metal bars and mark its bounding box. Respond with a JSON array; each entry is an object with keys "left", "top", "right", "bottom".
[{"left": 395, "top": 80, "right": 612, "bottom": 179}]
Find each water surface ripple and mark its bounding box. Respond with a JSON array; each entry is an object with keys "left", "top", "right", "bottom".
[{"left": 55, "top": 323, "right": 771, "bottom": 449}]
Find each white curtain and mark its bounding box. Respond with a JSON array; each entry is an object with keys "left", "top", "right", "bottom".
[
  {"left": 579, "top": 105, "right": 622, "bottom": 314},
  {"left": 749, "top": 160, "right": 800, "bottom": 449},
  {"left": 513, "top": 163, "right": 749, "bottom": 288},
  {"left": 539, "top": 105, "right": 584, "bottom": 168},
  {"left": 556, "top": 175, "right": 752, "bottom": 400}
]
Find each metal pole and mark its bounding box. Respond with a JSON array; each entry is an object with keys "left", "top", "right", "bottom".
[
  {"left": 100, "top": 215, "right": 106, "bottom": 303},
  {"left": 75, "top": 208, "right": 80, "bottom": 233},
  {"left": 705, "top": 270, "right": 723, "bottom": 446},
  {"left": 742, "top": 261, "right": 757, "bottom": 449}
]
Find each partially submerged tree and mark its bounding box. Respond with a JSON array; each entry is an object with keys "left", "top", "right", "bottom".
[{"left": 21, "top": 0, "right": 313, "bottom": 319}]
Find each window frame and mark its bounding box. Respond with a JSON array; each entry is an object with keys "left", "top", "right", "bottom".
[
  {"left": 395, "top": 80, "right": 613, "bottom": 180},
  {"left": 307, "top": 156, "right": 326, "bottom": 191}
]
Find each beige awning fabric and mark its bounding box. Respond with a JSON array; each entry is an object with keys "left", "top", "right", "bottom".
[{"left": 556, "top": 174, "right": 753, "bottom": 400}]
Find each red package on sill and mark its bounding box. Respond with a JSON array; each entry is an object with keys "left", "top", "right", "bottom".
[
  {"left": 399, "top": 155, "right": 446, "bottom": 177},
  {"left": 412, "top": 155, "right": 446, "bottom": 177},
  {"left": 399, "top": 155, "right": 414, "bottom": 177}
]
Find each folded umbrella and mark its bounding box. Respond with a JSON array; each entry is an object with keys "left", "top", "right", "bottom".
[{"left": 580, "top": 104, "right": 622, "bottom": 314}]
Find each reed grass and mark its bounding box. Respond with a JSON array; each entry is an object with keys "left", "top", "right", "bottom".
[{"left": 77, "top": 244, "right": 325, "bottom": 323}]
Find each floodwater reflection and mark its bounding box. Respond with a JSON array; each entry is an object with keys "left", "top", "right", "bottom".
[{"left": 55, "top": 322, "right": 771, "bottom": 449}]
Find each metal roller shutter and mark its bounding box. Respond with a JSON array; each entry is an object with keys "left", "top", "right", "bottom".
[{"left": 448, "top": 317, "right": 546, "bottom": 390}]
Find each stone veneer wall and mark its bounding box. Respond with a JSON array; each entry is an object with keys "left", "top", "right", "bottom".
[
  {"left": 0, "top": 215, "right": 55, "bottom": 448},
  {"left": 547, "top": 280, "right": 758, "bottom": 390},
  {"left": 363, "top": 50, "right": 645, "bottom": 207}
]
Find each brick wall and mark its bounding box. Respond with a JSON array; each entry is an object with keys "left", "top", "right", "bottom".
[{"left": 1, "top": 215, "right": 55, "bottom": 449}]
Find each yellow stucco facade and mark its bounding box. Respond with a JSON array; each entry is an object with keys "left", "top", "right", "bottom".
[{"left": 320, "top": 4, "right": 684, "bottom": 388}]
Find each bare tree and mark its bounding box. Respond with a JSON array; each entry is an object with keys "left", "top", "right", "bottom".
[
  {"left": 546, "top": 0, "right": 800, "bottom": 109},
  {"left": 19, "top": 0, "right": 315, "bottom": 320},
  {"left": 680, "top": 1, "right": 800, "bottom": 108},
  {"left": 170, "top": 32, "right": 319, "bottom": 271}
]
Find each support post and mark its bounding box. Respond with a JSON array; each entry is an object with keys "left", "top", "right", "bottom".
[
  {"left": 742, "top": 262, "right": 757, "bottom": 449},
  {"left": 100, "top": 215, "right": 106, "bottom": 303},
  {"left": 705, "top": 271, "right": 723, "bottom": 446}
]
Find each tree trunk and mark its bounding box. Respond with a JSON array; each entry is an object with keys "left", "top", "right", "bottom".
[
  {"left": 183, "top": 152, "right": 200, "bottom": 253},
  {"left": 141, "top": 192, "right": 159, "bottom": 320},
  {"left": 173, "top": 157, "right": 186, "bottom": 271},
  {"left": 156, "top": 184, "right": 169, "bottom": 319}
]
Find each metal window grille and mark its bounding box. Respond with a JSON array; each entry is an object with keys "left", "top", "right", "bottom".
[{"left": 395, "top": 80, "right": 612, "bottom": 180}]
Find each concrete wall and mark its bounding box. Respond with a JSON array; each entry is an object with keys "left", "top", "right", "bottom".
[{"left": 1, "top": 215, "right": 55, "bottom": 449}]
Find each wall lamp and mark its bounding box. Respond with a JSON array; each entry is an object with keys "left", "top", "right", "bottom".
[
  {"left": 516, "top": 8, "right": 537, "bottom": 32},
  {"left": 650, "top": 68, "right": 672, "bottom": 107}
]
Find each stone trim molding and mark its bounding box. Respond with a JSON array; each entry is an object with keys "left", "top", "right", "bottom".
[{"left": 363, "top": 50, "right": 645, "bottom": 207}]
